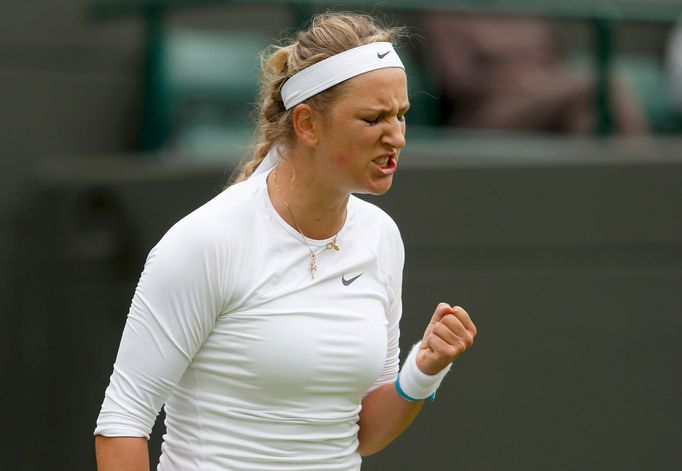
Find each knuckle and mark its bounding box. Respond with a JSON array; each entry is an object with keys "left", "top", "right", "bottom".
[{"left": 432, "top": 322, "right": 446, "bottom": 335}]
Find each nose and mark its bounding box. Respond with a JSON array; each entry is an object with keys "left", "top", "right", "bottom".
[{"left": 382, "top": 117, "right": 406, "bottom": 150}]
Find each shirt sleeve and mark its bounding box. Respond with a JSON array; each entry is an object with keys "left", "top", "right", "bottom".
[
  {"left": 366, "top": 220, "right": 405, "bottom": 393},
  {"left": 94, "top": 218, "right": 228, "bottom": 438}
]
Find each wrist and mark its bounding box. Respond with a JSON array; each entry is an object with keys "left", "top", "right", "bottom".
[{"left": 395, "top": 342, "right": 451, "bottom": 402}]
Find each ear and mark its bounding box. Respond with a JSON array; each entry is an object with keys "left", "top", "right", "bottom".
[{"left": 292, "top": 104, "right": 320, "bottom": 147}]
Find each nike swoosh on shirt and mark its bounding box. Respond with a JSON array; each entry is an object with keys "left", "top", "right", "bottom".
[
  {"left": 341, "top": 273, "right": 363, "bottom": 286},
  {"left": 377, "top": 51, "right": 390, "bottom": 59}
]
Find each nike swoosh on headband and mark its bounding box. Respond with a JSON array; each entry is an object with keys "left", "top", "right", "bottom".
[{"left": 281, "top": 42, "right": 404, "bottom": 110}]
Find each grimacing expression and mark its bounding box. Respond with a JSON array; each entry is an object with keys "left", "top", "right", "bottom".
[{"left": 313, "top": 67, "right": 409, "bottom": 196}]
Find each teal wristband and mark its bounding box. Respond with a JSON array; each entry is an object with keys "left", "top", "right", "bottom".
[{"left": 395, "top": 375, "right": 437, "bottom": 402}]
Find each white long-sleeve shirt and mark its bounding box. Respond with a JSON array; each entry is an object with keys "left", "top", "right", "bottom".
[{"left": 94, "top": 168, "right": 404, "bottom": 470}]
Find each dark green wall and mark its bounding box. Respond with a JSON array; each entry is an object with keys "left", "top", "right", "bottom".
[{"left": 361, "top": 151, "right": 682, "bottom": 470}]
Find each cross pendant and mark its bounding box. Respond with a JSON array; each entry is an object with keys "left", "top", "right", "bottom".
[{"left": 310, "top": 254, "right": 317, "bottom": 279}]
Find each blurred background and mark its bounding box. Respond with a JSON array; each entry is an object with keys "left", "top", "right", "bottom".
[{"left": 1, "top": 0, "right": 681, "bottom": 469}]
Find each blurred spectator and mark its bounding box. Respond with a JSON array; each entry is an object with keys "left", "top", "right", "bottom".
[
  {"left": 667, "top": 19, "right": 682, "bottom": 113},
  {"left": 421, "top": 13, "right": 648, "bottom": 135}
]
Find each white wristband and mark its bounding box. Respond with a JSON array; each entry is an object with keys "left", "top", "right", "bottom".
[{"left": 395, "top": 342, "right": 451, "bottom": 402}]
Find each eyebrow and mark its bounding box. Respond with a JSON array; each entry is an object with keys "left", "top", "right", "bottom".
[{"left": 359, "top": 103, "right": 411, "bottom": 113}]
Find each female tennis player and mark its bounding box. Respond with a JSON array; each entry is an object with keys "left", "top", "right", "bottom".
[{"left": 94, "top": 12, "right": 476, "bottom": 470}]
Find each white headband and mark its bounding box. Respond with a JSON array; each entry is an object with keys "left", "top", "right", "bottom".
[{"left": 281, "top": 41, "right": 404, "bottom": 110}]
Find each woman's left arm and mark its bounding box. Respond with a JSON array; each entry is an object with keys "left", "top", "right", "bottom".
[
  {"left": 357, "top": 304, "right": 477, "bottom": 456},
  {"left": 357, "top": 382, "right": 423, "bottom": 457}
]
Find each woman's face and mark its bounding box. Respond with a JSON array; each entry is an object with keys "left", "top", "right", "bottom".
[{"left": 312, "top": 67, "right": 409, "bottom": 196}]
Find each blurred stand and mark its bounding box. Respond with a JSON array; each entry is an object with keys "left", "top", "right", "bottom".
[{"left": 420, "top": 13, "right": 649, "bottom": 135}]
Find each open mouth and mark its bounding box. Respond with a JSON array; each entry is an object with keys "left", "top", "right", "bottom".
[{"left": 373, "top": 153, "right": 397, "bottom": 171}]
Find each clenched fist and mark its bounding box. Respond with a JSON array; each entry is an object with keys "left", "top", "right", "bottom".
[{"left": 417, "top": 303, "right": 477, "bottom": 375}]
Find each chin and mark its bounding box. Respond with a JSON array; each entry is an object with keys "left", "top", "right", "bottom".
[
  {"left": 370, "top": 185, "right": 393, "bottom": 196},
  {"left": 355, "top": 178, "right": 394, "bottom": 196}
]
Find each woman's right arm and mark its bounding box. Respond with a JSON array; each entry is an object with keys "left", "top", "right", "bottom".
[
  {"left": 95, "top": 436, "right": 149, "bottom": 471},
  {"left": 94, "top": 217, "right": 229, "bottom": 467}
]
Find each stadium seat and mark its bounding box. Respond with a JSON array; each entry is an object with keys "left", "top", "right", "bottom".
[
  {"left": 613, "top": 53, "right": 682, "bottom": 133},
  {"left": 141, "top": 27, "right": 269, "bottom": 161},
  {"left": 568, "top": 51, "right": 682, "bottom": 134}
]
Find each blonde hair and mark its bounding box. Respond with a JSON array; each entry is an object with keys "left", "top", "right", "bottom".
[{"left": 232, "top": 12, "right": 406, "bottom": 183}]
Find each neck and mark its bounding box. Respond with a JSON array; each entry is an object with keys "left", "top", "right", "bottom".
[{"left": 268, "top": 153, "right": 348, "bottom": 240}]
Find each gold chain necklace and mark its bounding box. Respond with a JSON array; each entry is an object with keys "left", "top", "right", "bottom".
[{"left": 273, "top": 167, "right": 342, "bottom": 279}]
